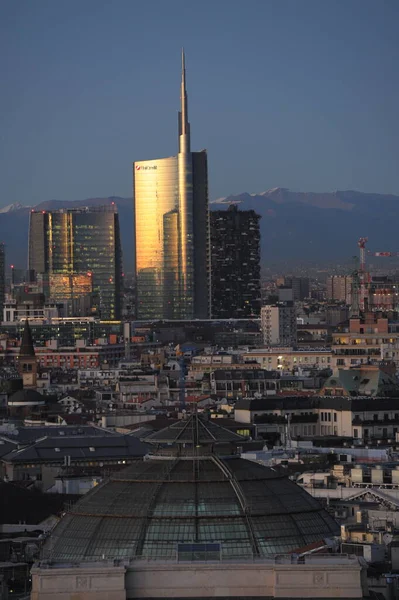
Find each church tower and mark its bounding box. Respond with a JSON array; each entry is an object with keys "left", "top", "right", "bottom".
[{"left": 17, "top": 319, "right": 37, "bottom": 389}]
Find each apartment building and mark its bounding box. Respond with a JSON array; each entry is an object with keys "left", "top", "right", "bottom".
[
  {"left": 327, "top": 275, "right": 352, "bottom": 304},
  {"left": 261, "top": 303, "right": 297, "bottom": 346},
  {"left": 331, "top": 314, "right": 399, "bottom": 370},
  {"left": 243, "top": 348, "right": 332, "bottom": 371},
  {"left": 234, "top": 396, "right": 399, "bottom": 443},
  {"left": 234, "top": 396, "right": 353, "bottom": 438}
]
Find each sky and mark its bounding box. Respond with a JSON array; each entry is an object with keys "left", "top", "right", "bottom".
[{"left": 1, "top": 0, "right": 399, "bottom": 207}]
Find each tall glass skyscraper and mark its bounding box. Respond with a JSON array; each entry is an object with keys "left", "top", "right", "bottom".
[
  {"left": 134, "top": 52, "right": 210, "bottom": 320},
  {"left": 28, "top": 205, "right": 122, "bottom": 320}
]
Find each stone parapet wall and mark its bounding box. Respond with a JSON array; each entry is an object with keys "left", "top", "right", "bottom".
[
  {"left": 31, "top": 564, "right": 126, "bottom": 600},
  {"left": 29, "top": 556, "right": 366, "bottom": 599},
  {"left": 126, "top": 559, "right": 364, "bottom": 598}
]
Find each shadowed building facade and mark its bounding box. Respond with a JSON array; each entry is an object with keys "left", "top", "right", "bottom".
[
  {"left": 133, "top": 52, "right": 210, "bottom": 320},
  {"left": 210, "top": 204, "right": 261, "bottom": 318},
  {"left": 0, "top": 243, "right": 4, "bottom": 320},
  {"left": 28, "top": 205, "right": 122, "bottom": 320}
]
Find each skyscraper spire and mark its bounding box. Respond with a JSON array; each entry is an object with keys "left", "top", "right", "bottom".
[
  {"left": 134, "top": 51, "right": 209, "bottom": 321},
  {"left": 179, "top": 48, "right": 190, "bottom": 153}
]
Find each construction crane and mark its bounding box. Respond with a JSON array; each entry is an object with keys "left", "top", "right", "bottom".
[
  {"left": 358, "top": 237, "right": 399, "bottom": 270},
  {"left": 350, "top": 266, "right": 360, "bottom": 317},
  {"left": 357, "top": 238, "right": 369, "bottom": 311},
  {"left": 356, "top": 237, "right": 399, "bottom": 312},
  {"left": 367, "top": 250, "right": 399, "bottom": 258}
]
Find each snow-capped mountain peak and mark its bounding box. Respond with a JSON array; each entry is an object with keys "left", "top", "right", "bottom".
[{"left": 0, "top": 202, "right": 27, "bottom": 214}]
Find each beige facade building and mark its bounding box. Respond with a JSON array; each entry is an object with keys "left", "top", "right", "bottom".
[
  {"left": 327, "top": 275, "right": 352, "bottom": 304},
  {"left": 235, "top": 396, "right": 399, "bottom": 442},
  {"left": 331, "top": 314, "right": 399, "bottom": 371},
  {"left": 190, "top": 353, "right": 254, "bottom": 372},
  {"left": 234, "top": 397, "right": 353, "bottom": 438},
  {"left": 261, "top": 303, "right": 297, "bottom": 346},
  {"left": 243, "top": 348, "right": 332, "bottom": 371}
]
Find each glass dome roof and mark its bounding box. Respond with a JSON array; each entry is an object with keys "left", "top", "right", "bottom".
[
  {"left": 43, "top": 454, "right": 339, "bottom": 562},
  {"left": 145, "top": 413, "right": 246, "bottom": 445}
]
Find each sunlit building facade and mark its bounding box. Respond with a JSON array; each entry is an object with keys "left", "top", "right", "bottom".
[
  {"left": 134, "top": 52, "right": 209, "bottom": 320},
  {"left": 49, "top": 273, "right": 93, "bottom": 303},
  {"left": 28, "top": 206, "right": 122, "bottom": 319}
]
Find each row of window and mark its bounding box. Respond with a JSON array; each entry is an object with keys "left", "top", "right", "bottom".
[
  {"left": 320, "top": 412, "right": 338, "bottom": 422},
  {"left": 354, "top": 413, "right": 399, "bottom": 421}
]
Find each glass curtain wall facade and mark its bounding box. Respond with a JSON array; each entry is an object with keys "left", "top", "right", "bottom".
[
  {"left": 29, "top": 206, "right": 122, "bottom": 320},
  {"left": 73, "top": 209, "right": 122, "bottom": 320},
  {"left": 134, "top": 52, "right": 209, "bottom": 320},
  {"left": 29, "top": 211, "right": 50, "bottom": 274},
  {"left": 134, "top": 158, "right": 180, "bottom": 319},
  {"left": 49, "top": 273, "right": 93, "bottom": 303}
]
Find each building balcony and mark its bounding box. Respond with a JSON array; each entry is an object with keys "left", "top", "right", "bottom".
[
  {"left": 353, "top": 417, "right": 399, "bottom": 425},
  {"left": 333, "top": 349, "right": 380, "bottom": 357},
  {"left": 254, "top": 414, "right": 318, "bottom": 424}
]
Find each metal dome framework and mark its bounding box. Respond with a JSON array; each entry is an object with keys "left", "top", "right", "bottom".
[
  {"left": 144, "top": 413, "right": 245, "bottom": 446},
  {"left": 43, "top": 454, "right": 339, "bottom": 563}
]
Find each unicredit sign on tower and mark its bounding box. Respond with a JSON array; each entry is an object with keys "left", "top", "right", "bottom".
[{"left": 135, "top": 164, "right": 157, "bottom": 171}]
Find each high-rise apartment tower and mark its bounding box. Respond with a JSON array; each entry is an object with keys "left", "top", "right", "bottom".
[
  {"left": 261, "top": 303, "right": 297, "bottom": 347},
  {"left": 284, "top": 277, "right": 310, "bottom": 302},
  {"left": 327, "top": 275, "right": 352, "bottom": 304},
  {"left": 0, "top": 243, "right": 5, "bottom": 319},
  {"left": 133, "top": 51, "right": 209, "bottom": 320},
  {"left": 29, "top": 206, "right": 122, "bottom": 320},
  {"left": 210, "top": 205, "right": 261, "bottom": 318}
]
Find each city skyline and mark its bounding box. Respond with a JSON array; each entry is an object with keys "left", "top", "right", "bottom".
[
  {"left": 2, "top": 4, "right": 399, "bottom": 594},
  {"left": 1, "top": 0, "right": 399, "bottom": 208}
]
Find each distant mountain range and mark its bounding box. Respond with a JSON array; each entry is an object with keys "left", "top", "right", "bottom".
[{"left": 0, "top": 188, "right": 398, "bottom": 271}]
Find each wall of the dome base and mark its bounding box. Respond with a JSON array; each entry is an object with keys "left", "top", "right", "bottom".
[
  {"left": 126, "top": 559, "right": 364, "bottom": 598},
  {"left": 31, "top": 556, "right": 366, "bottom": 599},
  {"left": 30, "top": 563, "right": 126, "bottom": 600}
]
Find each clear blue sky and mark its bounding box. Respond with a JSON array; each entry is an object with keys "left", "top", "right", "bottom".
[{"left": 1, "top": 0, "right": 398, "bottom": 207}]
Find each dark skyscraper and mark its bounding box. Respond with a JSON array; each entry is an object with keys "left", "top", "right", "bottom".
[
  {"left": 0, "top": 243, "right": 5, "bottom": 319},
  {"left": 133, "top": 51, "right": 210, "bottom": 320},
  {"left": 28, "top": 206, "right": 122, "bottom": 320},
  {"left": 284, "top": 276, "right": 310, "bottom": 301},
  {"left": 210, "top": 204, "right": 261, "bottom": 318}
]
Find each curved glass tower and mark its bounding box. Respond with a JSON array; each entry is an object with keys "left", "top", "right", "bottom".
[{"left": 134, "top": 51, "right": 209, "bottom": 320}]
